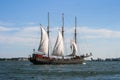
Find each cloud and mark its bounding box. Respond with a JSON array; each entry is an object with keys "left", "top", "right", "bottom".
[
  {"left": 0, "top": 26, "right": 120, "bottom": 46},
  {"left": 77, "top": 27, "right": 120, "bottom": 39},
  {"left": 0, "top": 25, "right": 120, "bottom": 58},
  {"left": 0, "top": 26, "right": 19, "bottom": 31},
  {"left": 0, "top": 35, "right": 34, "bottom": 44},
  {"left": 0, "top": 21, "right": 15, "bottom": 26},
  {"left": 27, "top": 22, "right": 36, "bottom": 25},
  {"left": 0, "top": 26, "right": 40, "bottom": 46}
]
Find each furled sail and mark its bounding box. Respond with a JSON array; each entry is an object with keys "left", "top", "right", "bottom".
[
  {"left": 52, "top": 31, "right": 64, "bottom": 56},
  {"left": 68, "top": 41, "right": 78, "bottom": 56},
  {"left": 38, "top": 27, "right": 49, "bottom": 55}
]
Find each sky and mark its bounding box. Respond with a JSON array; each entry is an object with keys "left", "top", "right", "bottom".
[{"left": 0, "top": 0, "right": 120, "bottom": 59}]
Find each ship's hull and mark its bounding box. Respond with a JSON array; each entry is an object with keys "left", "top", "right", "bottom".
[
  {"left": 29, "top": 54, "right": 85, "bottom": 65},
  {"left": 29, "top": 58, "right": 84, "bottom": 65}
]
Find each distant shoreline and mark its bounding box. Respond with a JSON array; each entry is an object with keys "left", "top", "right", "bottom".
[
  {"left": 0, "top": 57, "right": 28, "bottom": 61},
  {"left": 0, "top": 57, "right": 120, "bottom": 62},
  {"left": 91, "top": 57, "right": 120, "bottom": 61}
]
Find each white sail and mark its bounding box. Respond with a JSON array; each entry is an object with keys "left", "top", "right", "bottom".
[
  {"left": 69, "top": 41, "right": 78, "bottom": 56},
  {"left": 38, "top": 27, "right": 49, "bottom": 55},
  {"left": 52, "top": 31, "right": 64, "bottom": 56}
]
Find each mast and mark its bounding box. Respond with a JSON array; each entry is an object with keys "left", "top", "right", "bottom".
[
  {"left": 47, "top": 12, "right": 50, "bottom": 57},
  {"left": 75, "top": 16, "right": 77, "bottom": 44},
  {"left": 62, "top": 13, "right": 64, "bottom": 39}
]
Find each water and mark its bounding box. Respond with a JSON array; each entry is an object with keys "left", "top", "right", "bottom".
[{"left": 0, "top": 61, "right": 120, "bottom": 80}]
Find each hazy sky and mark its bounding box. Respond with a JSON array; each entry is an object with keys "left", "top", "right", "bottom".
[{"left": 0, "top": 0, "right": 120, "bottom": 59}]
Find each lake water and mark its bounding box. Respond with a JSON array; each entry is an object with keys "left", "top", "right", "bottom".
[{"left": 0, "top": 61, "right": 120, "bottom": 80}]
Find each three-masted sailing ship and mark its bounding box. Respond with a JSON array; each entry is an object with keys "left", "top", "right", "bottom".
[{"left": 29, "top": 13, "right": 92, "bottom": 64}]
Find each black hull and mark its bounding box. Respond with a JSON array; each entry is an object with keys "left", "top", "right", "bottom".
[{"left": 29, "top": 57, "right": 84, "bottom": 65}]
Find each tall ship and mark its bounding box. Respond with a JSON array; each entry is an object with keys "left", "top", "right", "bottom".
[{"left": 29, "top": 13, "right": 92, "bottom": 64}]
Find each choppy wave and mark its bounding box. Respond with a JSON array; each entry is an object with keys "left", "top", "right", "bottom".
[{"left": 0, "top": 61, "right": 120, "bottom": 80}]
